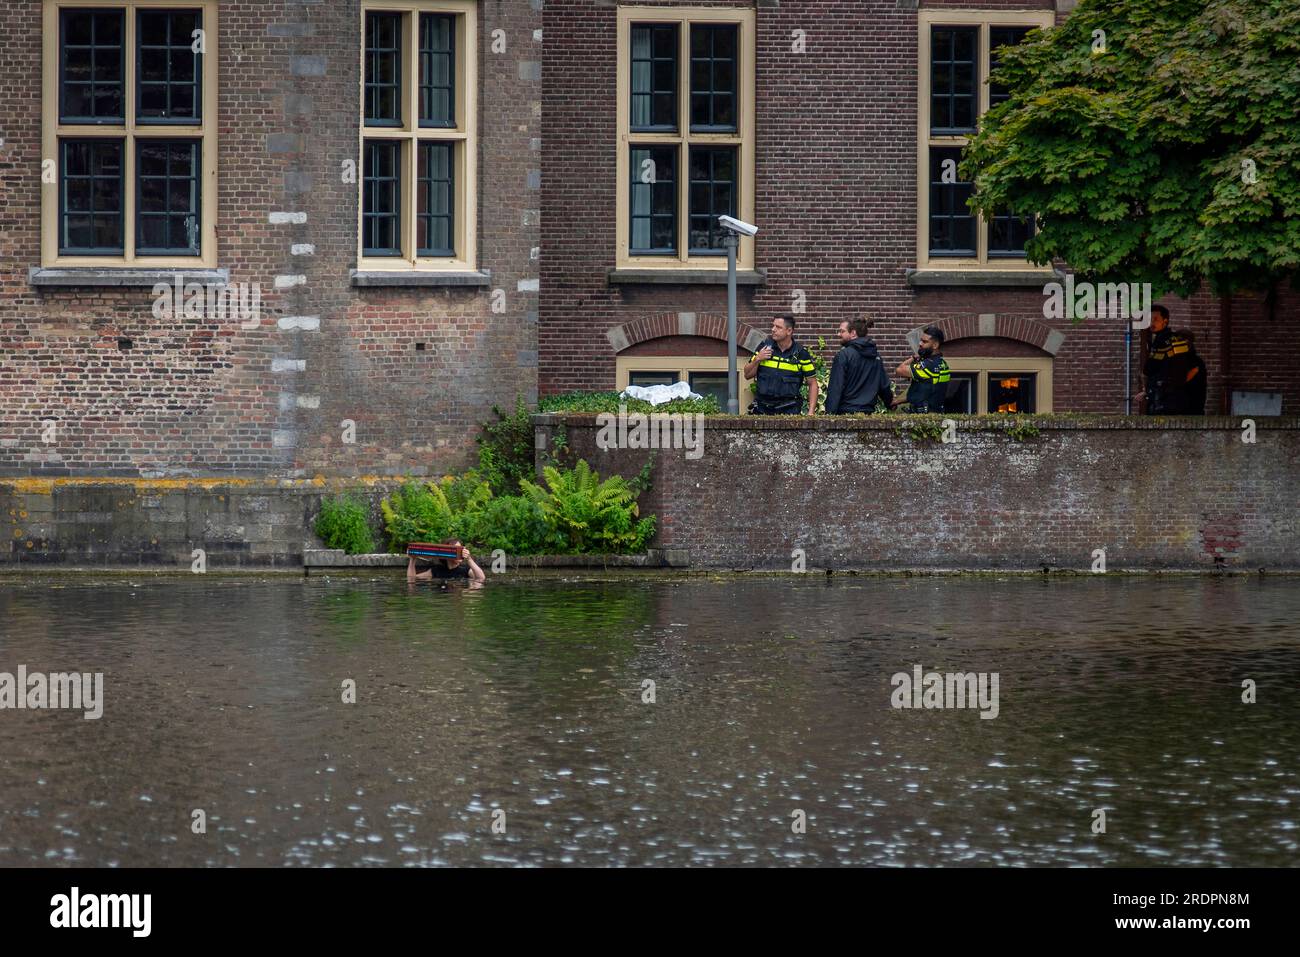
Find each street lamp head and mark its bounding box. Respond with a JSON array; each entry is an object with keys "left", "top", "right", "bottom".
[{"left": 718, "top": 214, "right": 758, "bottom": 238}]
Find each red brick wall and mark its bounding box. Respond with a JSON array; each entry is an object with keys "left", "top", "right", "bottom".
[
  {"left": 539, "top": 413, "right": 1300, "bottom": 569},
  {"left": 540, "top": 0, "right": 1289, "bottom": 413},
  {"left": 0, "top": 0, "right": 540, "bottom": 479}
]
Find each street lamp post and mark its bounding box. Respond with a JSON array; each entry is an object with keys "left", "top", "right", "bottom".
[
  {"left": 725, "top": 232, "right": 739, "bottom": 414},
  {"left": 717, "top": 215, "right": 758, "bottom": 415}
]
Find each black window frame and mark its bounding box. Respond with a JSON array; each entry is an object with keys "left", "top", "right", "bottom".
[
  {"left": 630, "top": 23, "right": 679, "bottom": 133},
  {"left": 629, "top": 145, "right": 678, "bottom": 256},
  {"left": 419, "top": 12, "right": 455, "bottom": 129},
  {"left": 362, "top": 139, "right": 403, "bottom": 257},
  {"left": 365, "top": 11, "right": 403, "bottom": 128},
  {"left": 689, "top": 23, "right": 737, "bottom": 133},
  {"left": 929, "top": 26, "right": 978, "bottom": 136},
  {"left": 942, "top": 372, "right": 978, "bottom": 414},
  {"left": 135, "top": 137, "right": 202, "bottom": 256},
  {"left": 687, "top": 370, "right": 729, "bottom": 406},
  {"left": 417, "top": 141, "right": 454, "bottom": 257},
  {"left": 987, "top": 372, "right": 1037, "bottom": 414},
  {"left": 629, "top": 371, "right": 680, "bottom": 388},
  {"left": 988, "top": 26, "right": 1031, "bottom": 110},
  {"left": 135, "top": 8, "right": 203, "bottom": 125},
  {"left": 928, "top": 145, "right": 976, "bottom": 257},
  {"left": 59, "top": 8, "right": 126, "bottom": 125},
  {"left": 687, "top": 145, "right": 737, "bottom": 255},
  {"left": 59, "top": 137, "right": 126, "bottom": 256}
]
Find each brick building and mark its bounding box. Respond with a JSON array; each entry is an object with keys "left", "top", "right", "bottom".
[
  {"left": 540, "top": 0, "right": 1297, "bottom": 415},
  {"left": 0, "top": 0, "right": 541, "bottom": 480}
]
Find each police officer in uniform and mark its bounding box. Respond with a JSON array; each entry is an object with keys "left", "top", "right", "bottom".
[
  {"left": 744, "top": 314, "right": 818, "bottom": 415},
  {"left": 1144, "top": 304, "right": 1195, "bottom": 414},
  {"left": 892, "top": 325, "right": 951, "bottom": 413}
]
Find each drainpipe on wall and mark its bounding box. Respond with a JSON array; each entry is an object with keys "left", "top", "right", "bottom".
[
  {"left": 1220, "top": 294, "right": 1232, "bottom": 414},
  {"left": 1124, "top": 323, "right": 1133, "bottom": 414}
]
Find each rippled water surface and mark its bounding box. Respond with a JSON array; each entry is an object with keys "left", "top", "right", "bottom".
[{"left": 0, "top": 573, "right": 1296, "bottom": 867}]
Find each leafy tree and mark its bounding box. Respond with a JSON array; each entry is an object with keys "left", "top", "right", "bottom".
[{"left": 961, "top": 0, "right": 1300, "bottom": 297}]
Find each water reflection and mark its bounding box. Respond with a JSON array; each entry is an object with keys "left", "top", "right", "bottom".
[{"left": 0, "top": 573, "right": 1295, "bottom": 866}]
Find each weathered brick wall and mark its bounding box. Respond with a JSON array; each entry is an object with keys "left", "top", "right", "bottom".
[
  {"left": 0, "top": 475, "right": 411, "bottom": 567},
  {"left": 0, "top": 0, "right": 540, "bottom": 480},
  {"left": 537, "top": 414, "right": 1300, "bottom": 570},
  {"left": 539, "top": 0, "right": 1287, "bottom": 413}
]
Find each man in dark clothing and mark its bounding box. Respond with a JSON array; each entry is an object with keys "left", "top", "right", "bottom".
[
  {"left": 1180, "top": 329, "right": 1208, "bottom": 415},
  {"left": 892, "top": 325, "right": 951, "bottom": 413},
  {"left": 407, "top": 539, "right": 486, "bottom": 583},
  {"left": 1143, "top": 304, "right": 1196, "bottom": 414},
  {"left": 825, "top": 317, "right": 893, "bottom": 414},
  {"left": 744, "top": 314, "right": 818, "bottom": 415}
]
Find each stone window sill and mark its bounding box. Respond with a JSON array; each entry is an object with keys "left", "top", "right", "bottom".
[
  {"left": 608, "top": 267, "right": 767, "bottom": 286},
  {"left": 350, "top": 269, "right": 492, "bottom": 287},
  {"left": 906, "top": 267, "right": 1063, "bottom": 288},
  {"left": 29, "top": 266, "right": 229, "bottom": 288}
]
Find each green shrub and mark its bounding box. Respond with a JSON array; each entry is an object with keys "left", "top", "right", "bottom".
[
  {"left": 315, "top": 494, "right": 377, "bottom": 555},
  {"left": 476, "top": 396, "right": 535, "bottom": 496},
  {"left": 379, "top": 481, "right": 456, "bottom": 553},
  {"left": 520, "top": 459, "right": 656, "bottom": 553},
  {"left": 457, "top": 495, "right": 551, "bottom": 554},
  {"left": 539, "top": 390, "right": 720, "bottom": 415},
  {"left": 1006, "top": 420, "right": 1041, "bottom": 441},
  {"left": 896, "top": 417, "right": 947, "bottom": 442}
]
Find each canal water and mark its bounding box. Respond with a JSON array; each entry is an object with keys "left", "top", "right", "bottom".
[{"left": 0, "top": 573, "right": 1296, "bottom": 867}]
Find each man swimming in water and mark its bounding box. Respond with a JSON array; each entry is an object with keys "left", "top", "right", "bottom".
[{"left": 406, "top": 539, "right": 486, "bottom": 583}]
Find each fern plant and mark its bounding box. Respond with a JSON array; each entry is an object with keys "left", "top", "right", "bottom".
[
  {"left": 519, "top": 459, "right": 655, "bottom": 553},
  {"left": 380, "top": 481, "right": 456, "bottom": 552}
]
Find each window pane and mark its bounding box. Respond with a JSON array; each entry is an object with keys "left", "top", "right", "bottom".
[
  {"left": 928, "top": 146, "right": 975, "bottom": 256},
  {"left": 630, "top": 371, "right": 678, "bottom": 388},
  {"left": 688, "top": 146, "right": 737, "bottom": 253},
  {"left": 988, "top": 373, "right": 1036, "bottom": 414},
  {"left": 688, "top": 371, "right": 728, "bottom": 406},
  {"left": 61, "top": 9, "right": 124, "bottom": 122},
  {"left": 64, "top": 85, "right": 92, "bottom": 118},
  {"left": 930, "top": 27, "right": 977, "bottom": 134},
  {"left": 690, "top": 24, "right": 737, "bottom": 131},
  {"left": 630, "top": 146, "right": 676, "bottom": 254},
  {"left": 363, "top": 141, "right": 402, "bottom": 256},
  {"left": 419, "top": 14, "right": 455, "bottom": 127},
  {"left": 365, "top": 12, "right": 402, "bottom": 126},
  {"left": 136, "top": 139, "right": 201, "bottom": 254},
  {"left": 140, "top": 48, "right": 168, "bottom": 83},
  {"left": 988, "top": 209, "right": 1033, "bottom": 256},
  {"left": 417, "top": 142, "right": 454, "bottom": 256},
  {"left": 60, "top": 138, "right": 123, "bottom": 254},
  {"left": 989, "top": 26, "right": 1031, "bottom": 108},
  {"left": 136, "top": 10, "right": 203, "bottom": 123},
  {"left": 630, "top": 24, "right": 677, "bottom": 131},
  {"left": 942, "top": 373, "right": 977, "bottom": 414}
]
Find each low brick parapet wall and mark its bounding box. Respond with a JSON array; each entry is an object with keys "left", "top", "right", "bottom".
[
  {"left": 532, "top": 414, "right": 1300, "bottom": 571},
  {"left": 0, "top": 476, "right": 409, "bottom": 568}
]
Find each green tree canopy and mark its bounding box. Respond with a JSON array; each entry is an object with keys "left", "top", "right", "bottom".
[{"left": 962, "top": 0, "right": 1300, "bottom": 297}]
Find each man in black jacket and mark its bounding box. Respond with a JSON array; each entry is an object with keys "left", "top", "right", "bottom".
[{"left": 825, "top": 317, "right": 893, "bottom": 414}]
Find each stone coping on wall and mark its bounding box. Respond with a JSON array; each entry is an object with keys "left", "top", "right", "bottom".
[
  {"left": 0, "top": 475, "right": 422, "bottom": 490},
  {"left": 304, "top": 548, "right": 689, "bottom": 570},
  {"left": 532, "top": 413, "right": 1300, "bottom": 432},
  {"left": 29, "top": 267, "right": 231, "bottom": 288}
]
